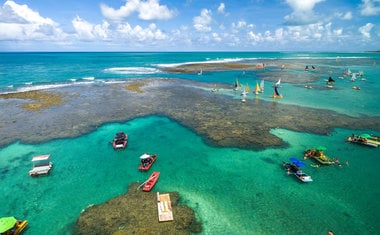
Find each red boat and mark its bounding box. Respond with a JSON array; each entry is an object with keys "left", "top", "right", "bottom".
[
  {"left": 138, "top": 153, "right": 157, "bottom": 171},
  {"left": 143, "top": 172, "right": 160, "bottom": 192}
]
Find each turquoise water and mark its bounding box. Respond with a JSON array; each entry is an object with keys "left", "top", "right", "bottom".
[
  {"left": 1, "top": 116, "right": 379, "bottom": 234},
  {"left": 1, "top": 52, "right": 380, "bottom": 234}
]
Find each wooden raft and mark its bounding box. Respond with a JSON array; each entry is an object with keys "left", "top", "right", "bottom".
[{"left": 157, "top": 192, "right": 173, "bottom": 222}]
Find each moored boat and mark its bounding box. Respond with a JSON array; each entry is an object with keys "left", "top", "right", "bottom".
[
  {"left": 347, "top": 134, "right": 379, "bottom": 147},
  {"left": 29, "top": 154, "right": 53, "bottom": 177},
  {"left": 143, "top": 171, "right": 160, "bottom": 192},
  {"left": 283, "top": 159, "right": 312, "bottom": 183},
  {"left": 0, "top": 216, "right": 28, "bottom": 235},
  {"left": 304, "top": 147, "right": 336, "bottom": 165},
  {"left": 139, "top": 153, "right": 157, "bottom": 171},
  {"left": 112, "top": 132, "right": 128, "bottom": 150}
]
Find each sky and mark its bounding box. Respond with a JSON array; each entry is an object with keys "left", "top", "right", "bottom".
[{"left": 0, "top": 0, "right": 379, "bottom": 51}]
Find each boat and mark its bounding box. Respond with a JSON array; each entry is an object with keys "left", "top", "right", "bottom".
[
  {"left": 0, "top": 216, "right": 28, "bottom": 235},
  {"left": 270, "top": 86, "right": 283, "bottom": 98},
  {"left": 273, "top": 78, "right": 281, "bottom": 88},
  {"left": 259, "top": 79, "right": 264, "bottom": 92},
  {"left": 253, "top": 81, "right": 261, "bottom": 95},
  {"left": 282, "top": 159, "right": 312, "bottom": 183},
  {"left": 142, "top": 171, "right": 160, "bottom": 192},
  {"left": 233, "top": 78, "right": 240, "bottom": 91},
  {"left": 241, "top": 83, "right": 250, "bottom": 96},
  {"left": 352, "top": 86, "right": 361, "bottom": 90},
  {"left": 241, "top": 83, "right": 250, "bottom": 102},
  {"left": 211, "top": 84, "right": 217, "bottom": 92},
  {"left": 347, "top": 134, "right": 379, "bottom": 147},
  {"left": 29, "top": 154, "right": 53, "bottom": 177},
  {"left": 139, "top": 153, "right": 157, "bottom": 171},
  {"left": 326, "top": 76, "right": 335, "bottom": 85},
  {"left": 112, "top": 132, "right": 128, "bottom": 150},
  {"left": 157, "top": 192, "right": 174, "bottom": 222},
  {"left": 304, "top": 147, "right": 336, "bottom": 165}
]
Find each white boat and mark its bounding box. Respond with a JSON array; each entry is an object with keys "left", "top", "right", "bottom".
[{"left": 29, "top": 154, "right": 53, "bottom": 177}]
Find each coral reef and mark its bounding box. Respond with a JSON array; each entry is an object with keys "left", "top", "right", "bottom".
[
  {"left": 0, "top": 78, "right": 379, "bottom": 149},
  {"left": 0, "top": 90, "right": 64, "bottom": 111},
  {"left": 74, "top": 182, "right": 201, "bottom": 235}
]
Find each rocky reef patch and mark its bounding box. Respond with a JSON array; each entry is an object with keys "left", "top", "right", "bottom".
[
  {"left": 0, "top": 78, "right": 379, "bottom": 149},
  {"left": 74, "top": 182, "right": 201, "bottom": 235}
]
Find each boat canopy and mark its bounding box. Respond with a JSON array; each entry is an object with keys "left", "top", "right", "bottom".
[
  {"left": 32, "top": 154, "right": 51, "bottom": 161},
  {"left": 290, "top": 157, "right": 306, "bottom": 167},
  {"left": 315, "top": 146, "right": 326, "bottom": 151},
  {"left": 140, "top": 153, "right": 151, "bottom": 159},
  {"left": 360, "top": 134, "right": 371, "bottom": 138},
  {"left": 0, "top": 216, "right": 17, "bottom": 233}
]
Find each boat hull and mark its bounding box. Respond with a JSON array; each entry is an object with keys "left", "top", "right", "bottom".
[
  {"left": 143, "top": 172, "right": 160, "bottom": 192},
  {"left": 15, "top": 220, "right": 28, "bottom": 235}
]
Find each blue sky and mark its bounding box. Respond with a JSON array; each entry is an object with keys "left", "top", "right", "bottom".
[{"left": 0, "top": 0, "right": 379, "bottom": 51}]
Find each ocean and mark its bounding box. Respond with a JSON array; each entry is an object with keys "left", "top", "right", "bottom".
[{"left": 0, "top": 52, "right": 379, "bottom": 234}]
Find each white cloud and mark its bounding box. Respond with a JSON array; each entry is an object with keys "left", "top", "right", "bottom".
[
  {"left": 101, "top": 0, "right": 175, "bottom": 21},
  {"left": 217, "top": 3, "right": 225, "bottom": 14},
  {"left": 212, "top": 32, "right": 222, "bottom": 42},
  {"left": 335, "top": 11, "right": 352, "bottom": 20},
  {"left": 117, "top": 23, "right": 167, "bottom": 42},
  {"left": 193, "top": 9, "right": 212, "bottom": 32},
  {"left": 360, "top": 0, "right": 380, "bottom": 16},
  {"left": 72, "top": 16, "right": 110, "bottom": 41},
  {"left": 284, "top": 0, "right": 325, "bottom": 25},
  {"left": 0, "top": 0, "right": 66, "bottom": 40},
  {"left": 359, "top": 23, "right": 374, "bottom": 38},
  {"left": 72, "top": 16, "right": 95, "bottom": 40}
]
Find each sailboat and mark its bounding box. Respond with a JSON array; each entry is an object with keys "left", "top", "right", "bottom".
[
  {"left": 241, "top": 83, "right": 250, "bottom": 102},
  {"left": 253, "top": 81, "right": 261, "bottom": 95},
  {"left": 233, "top": 79, "right": 240, "bottom": 91},
  {"left": 273, "top": 78, "right": 281, "bottom": 88},
  {"left": 271, "top": 86, "right": 283, "bottom": 99},
  {"left": 259, "top": 79, "right": 264, "bottom": 92},
  {"left": 241, "top": 83, "right": 250, "bottom": 96}
]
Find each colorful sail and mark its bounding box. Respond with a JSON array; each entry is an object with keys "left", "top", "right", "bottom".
[
  {"left": 254, "top": 81, "right": 261, "bottom": 94},
  {"left": 271, "top": 86, "right": 282, "bottom": 98},
  {"left": 259, "top": 79, "right": 264, "bottom": 92},
  {"left": 245, "top": 83, "right": 250, "bottom": 93},
  {"left": 234, "top": 79, "right": 239, "bottom": 90}
]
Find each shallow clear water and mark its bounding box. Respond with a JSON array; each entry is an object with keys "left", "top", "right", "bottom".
[
  {"left": 1, "top": 116, "right": 379, "bottom": 234},
  {"left": 1, "top": 52, "right": 379, "bottom": 234}
]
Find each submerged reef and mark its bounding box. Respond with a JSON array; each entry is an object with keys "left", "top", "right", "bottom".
[
  {"left": 0, "top": 90, "right": 65, "bottom": 111},
  {"left": 0, "top": 78, "right": 380, "bottom": 149},
  {"left": 74, "top": 182, "right": 201, "bottom": 235}
]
